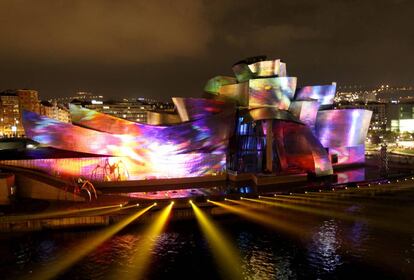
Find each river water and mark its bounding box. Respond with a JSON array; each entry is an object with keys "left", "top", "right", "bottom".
[{"left": 1, "top": 184, "right": 413, "bottom": 280}]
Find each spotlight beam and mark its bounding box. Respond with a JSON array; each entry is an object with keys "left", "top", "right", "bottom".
[
  {"left": 118, "top": 202, "right": 173, "bottom": 280},
  {"left": 190, "top": 201, "right": 244, "bottom": 280},
  {"left": 209, "top": 200, "right": 308, "bottom": 238},
  {"left": 262, "top": 195, "right": 390, "bottom": 211},
  {"left": 0, "top": 204, "right": 125, "bottom": 222},
  {"left": 240, "top": 197, "right": 413, "bottom": 234},
  {"left": 30, "top": 204, "right": 155, "bottom": 280},
  {"left": 283, "top": 193, "right": 410, "bottom": 210},
  {"left": 306, "top": 189, "right": 414, "bottom": 202}
]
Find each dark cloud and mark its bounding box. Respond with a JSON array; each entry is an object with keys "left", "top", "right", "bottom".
[
  {"left": 0, "top": 0, "right": 211, "bottom": 64},
  {"left": 0, "top": 0, "right": 413, "bottom": 100}
]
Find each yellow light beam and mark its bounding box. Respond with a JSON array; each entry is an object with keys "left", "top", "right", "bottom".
[
  {"left": 1, "top": 203, "right": 125, "bottom": 222},
  {"left": 83, "top": 204, "right": 138, "bottom": 216},
  {"left": 240, "top": 197, "right": 413, "bottom": 234},
  {"left": 259, "top": 195, "right": 355, "bottom": 210},
  {"left": 265, "top": 194, "right": 387, "bottom": 208},
  {"left": 190, "top": 201, "right": 244, "bottom": 280},
  {"left": 241, "top": 197, "right": 365, "bottom": 221},
  {"left": 121, "top": 202, "right": 174, "bottom": 280},
  {"left": 306, "top": 189, "right": 414, "bottom": 202},
  {"left": 271, "top": 194, "right": 395, "bottom": 210},
  {"left": 208, "top": 200, "right": 308, "bottom": 238},
  {"left": 282, "top": 193, "right": 406, "bottom": 209},
  {"left": 30, "top": 204, "right": 155, "bottom": 280}
]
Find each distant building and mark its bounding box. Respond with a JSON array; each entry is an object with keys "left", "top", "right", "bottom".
[
  {"left": 15, "top": 89, "right": 40, "bottom": 114},
  {"left": 73, "top": 98, "right": 174, "bottom": 123},
  {"left": 387, "top": 102, "right": 414, "bottom": 132},
  {"left": 0, "top": 89, "right": 72, "bottom": 138},
  {"left": 40, "top": 101, "right": 71, "bottom": 123},
  {"left": 0, "top": 89, "right": 42, "bottom": 137},
  {"left": 0, "top": 92, "right": 23, "bottom": 137},
  {"left": 52, "top": 91, "right": 104, "bottom": 104}
]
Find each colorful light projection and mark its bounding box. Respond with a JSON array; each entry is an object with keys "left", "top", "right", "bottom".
[
  {"left": 248, "top": 77, "right": 297, "bottom": 110},
  {"left": 69, "top": 104, "right": 234, "bottom": 148},
  {"left": 248, "top": 59, "right": 281, "bottom": 77},
  {"left": 22, "top": 108, "right": 232, "bottom": 180},
  {"left": 279, "top": 62, "right": 287, "bottom": 77},
  {"left": 244, "top": 107, "right": 301, "bottom": 123},
  {"left": 204, "top": 75, "right": 238, "bottom": 94},
  {"left": 146, "top": 111, "right": 181, "bottom": 125},
  {"left": 216, "top": 82, "right": 249, "bottom": 106},
  {"left": 316, "top": 109, "right": 372, "bottom": 165},
  {"left": 289, "top": 100, "right": 320, "bottom": 132},
  {"left": 20, "top": 56, "right": 373, "bottom": 180},
  {"left": 272, "top": 120, "right": 333, "bottom": 176},
  {"left": 294, "top": 84, "right": 337, "bottom": 106},
  {"left": 232, "top": 57, "right": 286, "bottom": 82},
  {"left": 232, "top": 63, "right": 254, "bottom": 83},
  {"left": 0, "top": 154, "right": 226, "bottom": 181},
  {"left": 172, "top": 97, "right": 233, "bottom": 122}
]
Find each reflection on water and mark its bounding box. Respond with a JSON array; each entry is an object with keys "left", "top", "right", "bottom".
[
  {"left": 238, "top": 231, "right": 295, "bottom": 279},
  {"left": 1, "top": 189, "right": 414, "bottom": 279},
  {"left": 308, "top": 219, "right": 343, "bottom": 274}
]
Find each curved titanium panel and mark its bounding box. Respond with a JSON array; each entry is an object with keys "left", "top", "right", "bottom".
[
  {"left": 248, "top": 59, "right": 281, "bottom": 77},
  {"left": 204, "top": 76, "right": 237, "bottom": 94},
  {"left": 69, "top": 104, "right": 142, "bottom": 135},
  {"left": 244, "top": 107, "right": 302, "bottom": 124},
  {"left": 24, "top": 111, "right": 130, "bottom": 157},
  {"left": 22, "top": 110, "right": 233, "bottom": 179},
  {"left": 146, "top": 111, "right": 181, "bottom": 125},
  {"left": 248, "top": 77, "right": 297, "bottom": 110},
  {"left": 294, "top": 84, "right": 336, "bottom": 105},
  {"left": 329, "top": 145, "right": 366, "bottom": 165},
  {"left": 216, "top": 82, "right": 249, "bottom": 106},
  {"left": 315, "top": 109, "right": 372, "bottom": 148},
  {"left": 26, "top": 109, "right": 234, "bottom": 159},
  {"left": 279, "top": 62, "right": 287, "bottom": 77},
  {"left": 1, "top": 154, "right": 226, "bottom": 181},
  {"left": 232, "top": 59, "right": 286, "bottom": 82},
  {"left": 70, "top": 104, "right": 234, "bottom": 142},
  {"left": 172, "top": 97, "right": 234, "bottom": 122},
  {"left": 272, "top": 120, "right": 333, "bottom": 176},
  {"left": 232, "top": 63, "right": 253, "bottom": 83},
  {"left": 288, "top": 100, "right": 320, "bottom": 132}
]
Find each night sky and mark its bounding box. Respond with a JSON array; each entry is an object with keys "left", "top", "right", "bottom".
[{"left": 0, "top": 0, "right": 413, "bottom": 101}]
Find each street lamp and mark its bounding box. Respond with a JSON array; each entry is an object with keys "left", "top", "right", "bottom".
[
  {"left": 15, "top": 119, "right": 19, "bottom": 138},
  {"left": 11, "top": 125, "right": 17, "bottom": 138}
]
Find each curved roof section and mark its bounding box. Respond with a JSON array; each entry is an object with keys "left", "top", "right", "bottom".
[
  {"left": 23, "top": 110, "right": 235, "bottom": 162},
  {"left": 288, "top": 100, "right": 320, "bottom": 131},
  {"left": 248, "top": 59, "right": 281, "bottom": 77},
  {"left": 204, "top": 76, "right": 237, "bottom": 94},
  {"left": 232, "top": 56, "right": 288, "bottom": 82},
  {"left": 172, "top": 97, "right": 234, "bottom": 122},
  {"left": 272, "top": 120, "right": 333, "bottom": 176},
  {"left": 243, "top": 107, "right": 302, "bottom": 124},
  {"left": 315, "top": 109, "right": 372, "bottom": 148},
  {"left": 248, "top": 77, "right": 297, "bottom": 110},
  {"left": 213, "top": 82, "right": 249, "bottom": 106},
  {"left": 295, "top": 84, "right": 336, "bottom": 105},
  {"left": 146, "top": 111, "right": 181, "bottom": 125}
]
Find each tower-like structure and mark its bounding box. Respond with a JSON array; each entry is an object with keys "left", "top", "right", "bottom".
[{"left": 204, "top": 56, "right": 372, "bottom": 176}]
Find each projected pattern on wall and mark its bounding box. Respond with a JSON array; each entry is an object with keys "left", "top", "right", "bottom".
[{"left": 8, "top": 55, "right": 372, "bottom": 182}]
